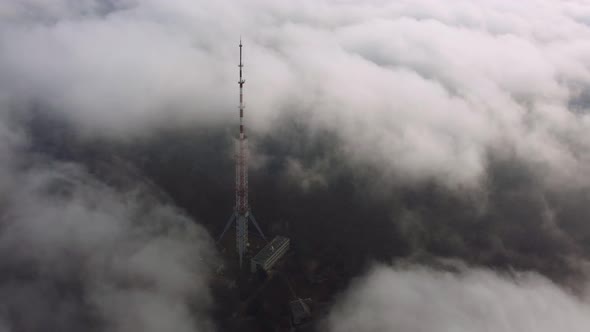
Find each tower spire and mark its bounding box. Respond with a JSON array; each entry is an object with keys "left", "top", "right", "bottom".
[
  {"left": 218, "top": 39, "right": 266, "bottom": 268},
  {"left": 236, "top": 39, "right": 247, "bottom": 216},
  {"left": 239, "top": 38, "right": 245, "bottom": 138}
]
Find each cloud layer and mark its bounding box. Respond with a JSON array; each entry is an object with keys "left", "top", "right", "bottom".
[
  {"left": 2, "top": 1, "right": 590, "bottom": 331},
  {"left": 0, "top": 117, "right": 216, "bottom": 332},
  {"left": 327, "top": 265, "right": 590, "bottom": 332},
  {"left": 2, "top": 0, "right": 590, "bottom": 188}
]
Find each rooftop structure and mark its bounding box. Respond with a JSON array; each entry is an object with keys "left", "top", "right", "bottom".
[{"left": 251, "top": 236, "right": 290, "bottom": 273}]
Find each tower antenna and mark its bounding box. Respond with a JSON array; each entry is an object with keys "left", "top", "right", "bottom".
[{"left": 219, "top": 39, "right": 266, "bottom": 268}]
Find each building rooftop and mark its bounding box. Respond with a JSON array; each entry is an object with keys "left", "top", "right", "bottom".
[{"left": 252, "top": 236, "right": 289, "bottom": 265}]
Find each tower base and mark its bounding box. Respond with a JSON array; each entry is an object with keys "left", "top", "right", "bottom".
[{"left": 218, "top": 210, "right": 266, "bottom": 267}]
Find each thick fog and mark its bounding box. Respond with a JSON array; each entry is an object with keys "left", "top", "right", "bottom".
[{"left": 2, "top": 0, "right": 590, "bottom": 331}]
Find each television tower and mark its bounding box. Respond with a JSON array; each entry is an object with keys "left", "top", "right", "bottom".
[{"left": 219, "top": 39, "right": 266, "bottom": 267}]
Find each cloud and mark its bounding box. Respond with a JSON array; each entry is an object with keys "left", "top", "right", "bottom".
[
  {"left": 2, "top": 0, "right": 590, "bottom": 329},
  {"left": 0, "top": 118, "right": 216, "bottom": 332},
  {"left": 326, "top": 264, "right": 590, "bottom": 332},
  {"left": 1, "top": 0, "right": 590, "bottom": 189},
  {"left": 0, "top": 0, "right": 587, "bottom": 284}
]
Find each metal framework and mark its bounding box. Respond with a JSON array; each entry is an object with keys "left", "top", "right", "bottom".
[{"left": 219, "top": 39, "right": 266, "bottom": 267}]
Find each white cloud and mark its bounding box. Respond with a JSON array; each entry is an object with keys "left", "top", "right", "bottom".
[
  {"left": 1, "top": 1, "right": 590, "bottom": 329},
  {"left": 0, "top": 120, "right": 216, "bottom": 331},
  {"left": 327, "top": 265, "right": 590, "bottom": 332},
  {"left": 2, "top": 0, "right": 590, "bottom": 188}
]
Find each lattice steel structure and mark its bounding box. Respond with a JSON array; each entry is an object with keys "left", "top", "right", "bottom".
[{"left": 219, "top": 40, "right": 266, "bottom": 267}]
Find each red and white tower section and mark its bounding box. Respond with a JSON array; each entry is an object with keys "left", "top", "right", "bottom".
[
  {"left": 236, "top": 40, "right": 248, "bottom": 217},
  {"left": 219, "top": 40, "right": 266, "bottom": 268}
]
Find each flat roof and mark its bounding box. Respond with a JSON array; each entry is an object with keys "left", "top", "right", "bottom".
[{"left": 252, "top": 236, "right": 289, "bottom": 264}]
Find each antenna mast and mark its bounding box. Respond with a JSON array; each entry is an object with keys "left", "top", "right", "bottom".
[
  {"left": 236, "top": 39, "right": 247, "bottom": 215},
  {"left": 219, "top": 39, "right": 266, "bottom": 268}
]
